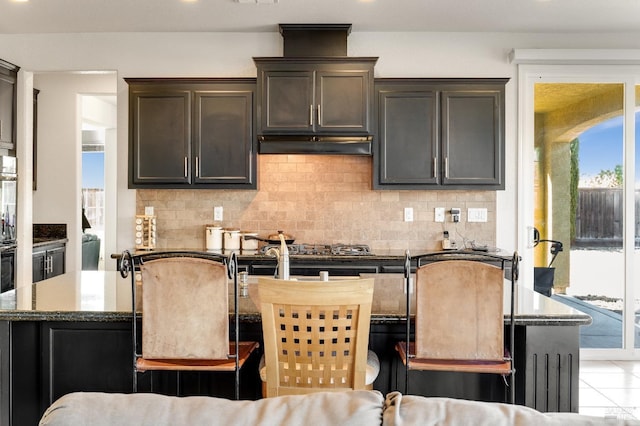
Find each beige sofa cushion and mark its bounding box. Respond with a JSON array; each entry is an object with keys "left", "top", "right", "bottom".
[
  {"left": 382, "top": 392, "right": 639, "bottom": 426},
  {"left": 39, "top": 390, "right": 385, "bottom": 426}
]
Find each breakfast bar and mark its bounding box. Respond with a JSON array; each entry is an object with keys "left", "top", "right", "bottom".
[{"left": 0, "top": 264, "right": 591, "bottom": 425}]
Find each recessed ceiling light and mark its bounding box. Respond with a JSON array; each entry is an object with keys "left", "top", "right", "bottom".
[{"left": 11, "top": 0, "right": 29, "bottom": 3}]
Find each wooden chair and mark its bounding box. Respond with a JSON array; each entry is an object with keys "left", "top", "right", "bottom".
[
  {"left": 120, "top": 251, "right": 258, "bottom": 399},
  {"left": 396, "top": 251, "right": 518, "bottom": 404},
  {"left": 257, "top": 277, "right": 378, "bottom": 397}
]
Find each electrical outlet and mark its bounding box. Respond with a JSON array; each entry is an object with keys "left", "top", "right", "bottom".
[
  {"left": 214, "top": 206, "right": 223, "bottom": 221},
  {"left": 468, "top": 208, "right": 488, "bottom": 223},
  {"left": 450, "top": 208, "right": 461, "bottom": 223},
  {"left": 435, "top": 207, "right": 445, "bottom": 223},
  {"left": 404, "top": 207, "right": 414, "bottom": 222}
]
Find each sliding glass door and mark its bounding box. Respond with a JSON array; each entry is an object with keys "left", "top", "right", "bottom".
[{"left": 520, "top": 64, "right": 639, "bottom": 358}]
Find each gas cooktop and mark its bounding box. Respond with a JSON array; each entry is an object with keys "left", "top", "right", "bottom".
[{"left": 259, "top": 243, "right": 372, "bottom": 256}]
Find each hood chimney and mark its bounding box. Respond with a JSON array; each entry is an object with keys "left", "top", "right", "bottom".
[{"left": 279, "top": 24, "right": 351, "bottom": 57}]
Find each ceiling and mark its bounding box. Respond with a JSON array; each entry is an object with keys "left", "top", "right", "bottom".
[{"left": 2, "top": 0, "right": 640, "bottom": 34}]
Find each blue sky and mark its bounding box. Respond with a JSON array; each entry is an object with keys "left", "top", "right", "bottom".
[
  {"left": 82, "top": 152, "right": 104, "bottom": 189},
  {"left": 578, "top": 112, "right": 640, "bottom": 182}
]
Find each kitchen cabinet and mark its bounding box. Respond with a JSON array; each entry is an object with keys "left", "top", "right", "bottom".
[
  {"left": 126, "top": 78, "right": 256, "bottom": 189},
  {"left": 254, "top": 58, "right": 377, "bottom": 136},
  {"left": 374, "top": 78, "right": 508, "bottom": 190},
  {"left": 33, "top": 242, "right": 66, "bottom": 283},
  {"left": 0, "top": 59, "right": 19, "bottom": 152}
]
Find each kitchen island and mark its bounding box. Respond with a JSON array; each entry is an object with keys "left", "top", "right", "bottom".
[{"left": 0, "top": 269, "right": 591, "bottom": 425}]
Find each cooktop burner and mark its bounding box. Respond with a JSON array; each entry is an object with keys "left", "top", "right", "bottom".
[{"left": 259, "top": 243, "right": 372, "bottom": 256}]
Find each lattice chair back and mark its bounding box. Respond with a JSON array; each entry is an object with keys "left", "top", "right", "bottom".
[{"left": 258, "top": 277, "right": 375, "bottom": 397}]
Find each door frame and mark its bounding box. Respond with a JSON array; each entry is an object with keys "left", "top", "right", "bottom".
[{"left": 515, "top": 55, "right": 640, "bottom": 359}]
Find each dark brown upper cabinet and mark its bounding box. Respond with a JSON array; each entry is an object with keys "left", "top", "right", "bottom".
[
  {"left": 126, "top": 78, "right": 256, "bottom": 189},
  {"left": 374, "top": 78, "right": 508, "bottom": 190},
  {"left": 0, "top": 59, "right": 19, "bottom": 152},
  {"left": 255, "top": 58, "right": 376, "bottom": 136}
]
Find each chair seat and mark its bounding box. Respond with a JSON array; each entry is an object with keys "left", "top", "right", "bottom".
[
  {"left": 137, "top": 341, "right": 258, "bottom": 372},
  {"left": 396, "top": 342, "right": 512, "bottom": 375},
  {"left": 259, "top": 350, "right": 380, "bottom": 386}
]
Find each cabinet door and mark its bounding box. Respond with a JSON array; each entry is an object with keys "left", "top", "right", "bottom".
[
  {"left": 194, "top": 89, "right": 255, "bottom": 186},
  {"left": 130, "top": 89, "right": 191, "bottom": 185},
  {"left": 259, "top": 70, "right": 314, "bottom": 133},
  {"left": 41, "top": 322, "right": 133, "bottom": 409},
  {"left": 441, "top": 90, "right": 503, "bottom": 187},
  {"left": 376, "top": 87, "right": 438, "bottom": 186},
  {"left": 317, "top": 70, "right": 371, "bottom": 133},
  {"left": 47, "top": 246, "right": 66, "bottom": 279},
  {"left": 32, "top": 251, "right": 46, "bottom": 283},
  {"left": 0, "top": 73, "right": 16, "bottom": 149}
]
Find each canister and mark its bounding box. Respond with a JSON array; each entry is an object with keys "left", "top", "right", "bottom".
[
  {"left": 240, "top": 231, "right": 259, "bottom": 251},
  {"left": 223, "top": 228, "right": 241, "bottom": 251},
  {"left": 205, "top": 224, "right": 223, "bottom": 250}
]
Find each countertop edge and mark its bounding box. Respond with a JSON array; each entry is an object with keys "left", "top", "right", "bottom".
[{"left": 0, "top": 311, "right": 592, "bottom": 326}]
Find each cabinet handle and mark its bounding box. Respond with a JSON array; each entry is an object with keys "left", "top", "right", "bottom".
[
  {"left": 0, "top": 119, "right": 3, "bottom": 140},
  {"left": 444, "top": 157, "right": 449, "bottom": 179},
  {"left": 184, "top": 157, "right": 188, "bottom": 178},
  {"left": 309, "top": 105, "right": 313, "bottom": 126},
  {"left": 317, "top": 104, "right": 321, "bottom": 126},
  {"left": 433, "top": 157, "right": 437, "bottom": 179},
  {"left": 195, "top": 156, "right": 199, "bottom": 177}
]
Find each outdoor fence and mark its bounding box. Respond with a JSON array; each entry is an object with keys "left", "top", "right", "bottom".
[
  {"left": 574, "top": 187, "right": 640, "bottom": 247},
  {"left": 82, "top": 188, "right": 104, "bottom": 232}
]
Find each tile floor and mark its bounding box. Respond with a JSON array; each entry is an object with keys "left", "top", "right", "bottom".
[{"left": 579, "top": 360, "right": 640, "bottom": 420}]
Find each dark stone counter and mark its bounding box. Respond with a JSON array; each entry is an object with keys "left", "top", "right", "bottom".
[
  {"left": 0, "top": 271, "right": 591, "bottom": 326},
  {"left": 111, "top": 248, "right": 518, "bottom": 277},
  {"left": 33, "top": 237, "right": 68, "bottom": 248}
]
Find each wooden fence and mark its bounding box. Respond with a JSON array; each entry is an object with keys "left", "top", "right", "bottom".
[
  {"left": 574, "top": 188, "right": 638, "bottom": 247},
  {"left": 82, "top": 188, "right": 104, "bottom": 231}
]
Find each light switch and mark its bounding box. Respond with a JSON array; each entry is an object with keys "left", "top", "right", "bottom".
[
  {"left": 214, "top": 206, "right": 223, "bottom": 221},
  {"left": 404, "top": 207, "right": 414, "bottom": 222}
]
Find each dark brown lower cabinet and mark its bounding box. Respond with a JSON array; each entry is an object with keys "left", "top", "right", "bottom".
[
  {"left": 0, "top": 319, "right": 581, "bottom": 425},
  {"left": 32, "top": 243, "right": 66, "bottom": 283}
]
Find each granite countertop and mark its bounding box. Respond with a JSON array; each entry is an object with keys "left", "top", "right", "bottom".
[
  {"left": 0, "top": 271, "right": 591, "bottom": 326},
  {"left": 33, "top": 237, "right": 68, "bottom": 248}
]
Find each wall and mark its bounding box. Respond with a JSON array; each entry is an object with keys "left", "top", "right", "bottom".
[
  {"left": 32, "top": 72, "right": 116, "bottom": 273},
  {"left": 138, "top": 155, "right": 496, "bottom": 252},
  {"left": 3, "top": 31, "right": 640, "bottom": 266}
]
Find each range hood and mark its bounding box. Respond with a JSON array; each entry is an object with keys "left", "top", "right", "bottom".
[
  {"left": 255, "top": 24, "right": 377, "bottom": 156},
  {"left": 258, "top": 135, "right": 373, "bottom": 155}
]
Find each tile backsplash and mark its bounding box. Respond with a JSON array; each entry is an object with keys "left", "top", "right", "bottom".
[{"left": 136, "top": 155, "right": 496, "bottom": 252}]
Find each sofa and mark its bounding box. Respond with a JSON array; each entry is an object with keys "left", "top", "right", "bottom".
[
  {"left": 39, "top": 390, "right": 638, "bottom": 425},
  {"left": 81, "top": 233, "right": 100, "bottom": 270}
]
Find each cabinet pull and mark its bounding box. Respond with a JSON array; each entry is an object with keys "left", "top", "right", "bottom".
[
  {"left": 184, "top": 157, "right": 188, "bottom": 178},
  {"left": 309, "top": 105, "right": 313, "bottom": 126},
  {"left": 0, "top": 119, "right": 3, "bottom": 139},
  {"left": 195, "top": 156, "right": 199, "bottom": 177},
  {"left": 433, "top": 157, "right": 437, "bottom": 178},
  {"left": 317, "top": 104, "right": 321, "bottom": 126},
  {"left": 444, "top": 157, "right": 449, "bottom": 179}
]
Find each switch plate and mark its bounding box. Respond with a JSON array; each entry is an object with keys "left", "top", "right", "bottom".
[
  {"left": 468, "top": 208, "right": 488, "bottom": 223},
  {"left": 434, "top": 207, "right": 445, "bottom": 223},
  {"left": 404, "top": 207, "right": 414, "bottom": 222},
  {"left": 214, "top": 206, "right": 223, "bottom": 221}
]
